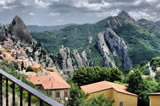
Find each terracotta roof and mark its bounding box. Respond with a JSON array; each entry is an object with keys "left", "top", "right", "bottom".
[
  {"left": 32, "top": 64, "right": 41, "bottom": 69},
  {"left": 0, "top": 48, "right": 7, "bottom": 52},
  {"left": 156, "top": 67, "right": 160, "bottom": 71},
  {"left": 46, "top": 67, "right": 58, "bottom": 72},
  {"left": 148, "top": 93, "right": 160, "bottom": 96},
  {"left": 4, "top": 53, "right": 15, "bottom": 61},
  {"left": 27, "top": 71, "right": 70, "bottom": 90},
  {"left": 80, "top": 81, "right": 137, "bottom": 96},
  {"left": 25, "top": 72, "right": 37, "bottom": 77}
]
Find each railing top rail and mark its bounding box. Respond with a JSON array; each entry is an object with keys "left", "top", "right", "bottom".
[{"left": 0, "top": 69, "right": 64, "bottom": 106}]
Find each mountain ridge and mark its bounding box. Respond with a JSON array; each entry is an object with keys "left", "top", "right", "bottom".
[
  {"left": 31, "top": 11, "right": 160, "bottom": 69},
  {"left": 28, "top": 24, "right": 75, "bottom": 32}
]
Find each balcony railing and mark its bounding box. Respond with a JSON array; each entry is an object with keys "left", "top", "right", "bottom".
[{"left": 0, "top": 69, "right": 63, "bottom": 106}]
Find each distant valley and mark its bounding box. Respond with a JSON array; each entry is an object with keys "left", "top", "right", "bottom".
[{"left": 28, "top": 24, "right": 74, "bottom": 32}]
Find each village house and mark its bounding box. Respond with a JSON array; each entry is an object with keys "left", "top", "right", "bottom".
[
  {"left": 32, "top": 63, "right": 42, "bottom": 73},
  {"left": 27, "top": 71, "right": 70, "bottom": 104},
  {"left": 148, "top": 93, "right": 160, "bottom": 106},
  {"left": 3, "top": 39, "right": 15, "bottom": 49},
  {"left": 81, "top": 81, "right": 137, "bottom": 106},
  {"left": 3, "top": 52, "right": 15, "bottom": 62},
  {"left": 156, "top": 67, "right": 160, "bottom": 72},
  {"left": 16, "top": 48, "right": 26, "bottom": 58},
  {"left": 17, "top": 58, "right": 31, "bottom": 70}
]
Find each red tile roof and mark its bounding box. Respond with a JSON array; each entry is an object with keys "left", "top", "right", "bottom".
[
  {"left": 28, "top": 71, "right": 70, "bottom": 90},
  {"left": 80, "top": 81, "right": 137, "bottom": 96},
  {"left": 156, "top": 67, "right": 160, "bottom": 71},
  {"left": 46, "top": 67, "right": 58, "bottom": 72},
  {"left": 148, "top": 93, "right": 160, "bottom": 96}
]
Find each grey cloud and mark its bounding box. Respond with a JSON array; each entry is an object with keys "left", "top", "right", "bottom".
[{"left": 0, "top": 0, "right": 160, "bottom": 25}]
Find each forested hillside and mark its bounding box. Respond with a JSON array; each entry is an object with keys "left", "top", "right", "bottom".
[{"left": 31, "top": 11, "right": 160, "bottom": 69}]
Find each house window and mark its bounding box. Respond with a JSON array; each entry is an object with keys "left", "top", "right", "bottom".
[
  {"left": 64, "top": 90, "right": 68, "bottom": 97},
  {"left": 47, "top": 91, "right": 52, "bottom": 96},
  {"left": 120, "top": 102, "right": 123, "bottom": 106},
  {"left": 56, "top": 91, "right": 60, "bottom": 98}
]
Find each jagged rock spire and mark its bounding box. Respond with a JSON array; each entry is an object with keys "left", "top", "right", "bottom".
[
  {"left": 9, "top": 15, "right": 32, "bottom": 44},
  {"left": 117, "top": 11, "right": 132, "bottom": 20}
]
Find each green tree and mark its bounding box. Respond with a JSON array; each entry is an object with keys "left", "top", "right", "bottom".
[
  {"left": 127, "top": 68, "right": 159, "bottom": 106},
  {"left": 127, "top": 69, "right": 143, "bottom": 94},
  {"left": 21, "top": 62, "right": 24, "bottom": 70},
  {"left": 72, "top": 67, "right": 123, "bottom": 86},
  {"left": 137, "top": 79, "right": 159, "bottom": 106},
  {"left": 83, "top": 95, "right": 114, "bottom": 106},
  {"left": 99, "top": 67, "right": 111, "bottom": 81},
  {"left": 66, "top": 82, "right": 87, "bottom": 106},
  {"left": 110, "top": 67, "right": 123, "bottom": 82},
  {"left": 72, "top": 66, "right": 101, "bottom": 86},
  {"left": 155, "top": 72, "right": 160, "bottom": 82},
  {"left": 26, "top": 66, "right": 33, "bottom": 72}
]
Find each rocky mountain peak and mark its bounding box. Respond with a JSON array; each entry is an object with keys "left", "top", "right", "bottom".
[
  {"left": 118, "top": 11, "right": 130, "bottom": 19},
  {"left": 12, "top": 16, "right": 23, "bottom": 24},
  {"left": 138, "top": 18, "right": 148, "bottom": 22},
  {"left": 9, "top": 16, "right": 32, "bottom": 44},
  {"left": 138, "top": 18, "right": 154, "bottom": 25},
  {"left": 117, "top": 11, "right": 135, "bottom": 24}
]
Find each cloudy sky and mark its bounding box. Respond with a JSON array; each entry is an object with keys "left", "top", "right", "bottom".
[{"left": 0, "top": 0, "right": 159, "bottom": 26}]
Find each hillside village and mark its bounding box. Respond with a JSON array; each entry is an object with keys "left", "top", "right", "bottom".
[
  {"left": 1, "top": 14, "right": 160, "bottom": 106},
  {"left": 0, "top": 30, "right": 72, "bottom": 104}
]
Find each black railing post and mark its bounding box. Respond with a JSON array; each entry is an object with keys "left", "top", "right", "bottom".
[
  {"left": 28, "top": 92, "right": 31, "bottom": 106},
  {"left": 12, "top": 82, "right": 15, "bottom": 106},
  {"left": 6, "top": 78, "right": 9, "bottom": 106},
  {"left": 20, "top": 87, "right": 23, "bottom": 106},
  {"left": 40, "top": 100, "right": 44, "bottom": 106},
  {"left": 0, "top": 69, "right": 63, "bottom": 106},
  {"left": 0, "top": 74, "right": 2, "bottom": 106}
]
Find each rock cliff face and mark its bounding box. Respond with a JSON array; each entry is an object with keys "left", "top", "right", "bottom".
[
  {"left": 0, "top": 16, "right": 55, "bottom": 68},
  {"left": 97, "top": 32, "right": 116, "bottom": 67},
  {"left": 0, "top": 25, "right": 6, "bottom": 41},
  {"left": 97, "top": 28, "right": 133, "bottom": 69},
  {"left": 57, "top": 47, "right": 89, "bottom": 71},
  {"left": 105, "top": 11, "right": 136, "bottom": 31},
  {"left": 2, "top": 16, "right": 90, "bottom": 71},
  {"left": 9, "top": 16, "right": 32, "bottom": 44},
  {"left": 104, "top": 28, "right": 132, "bottom": 69},
  {"left": 25, "top": 42, "right": 54, "bottom": 67}
]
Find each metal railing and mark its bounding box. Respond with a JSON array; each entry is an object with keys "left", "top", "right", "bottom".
[{"left": 0, "top": 69, "right": 63, "bottom": 106}]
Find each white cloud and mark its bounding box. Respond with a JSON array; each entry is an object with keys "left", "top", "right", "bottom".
[
  {"left": 156, "top": 3, "right": 160, "bottom": 8},
  {"left": 145, "top": 0, "right": 158, "bottom": 3},
  {"left": 29, "top": 12, "right": 35, "bottom": 16},
  {"left": 0, "top": 0, "right": 15, "bottom": 5},
  {"left": 0, "top": 0, "right": 16, "bottom": 9},
  {"left": 96, "top": 9, "right": 120, "bottom": 17},
  {"left": 1, "top": 0, "right": 160, "bottom": 25},
  {"left": 74, "top": 0, "right": 111, "bottom": 11},
  {"left": 35, "top": 0, "right": 51, "bottom": 8},
  {"left": 22, "top": 1, "right": 32, "bottom": 6},
  {"left": 129, "top": 11, "right": 157, "bottom": 21},
  {"left": 133, "top": 0, "right": 143, "bottom": 6},
  {"left": 49, "top": 12, "right": 60, "bottom": 16}
]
